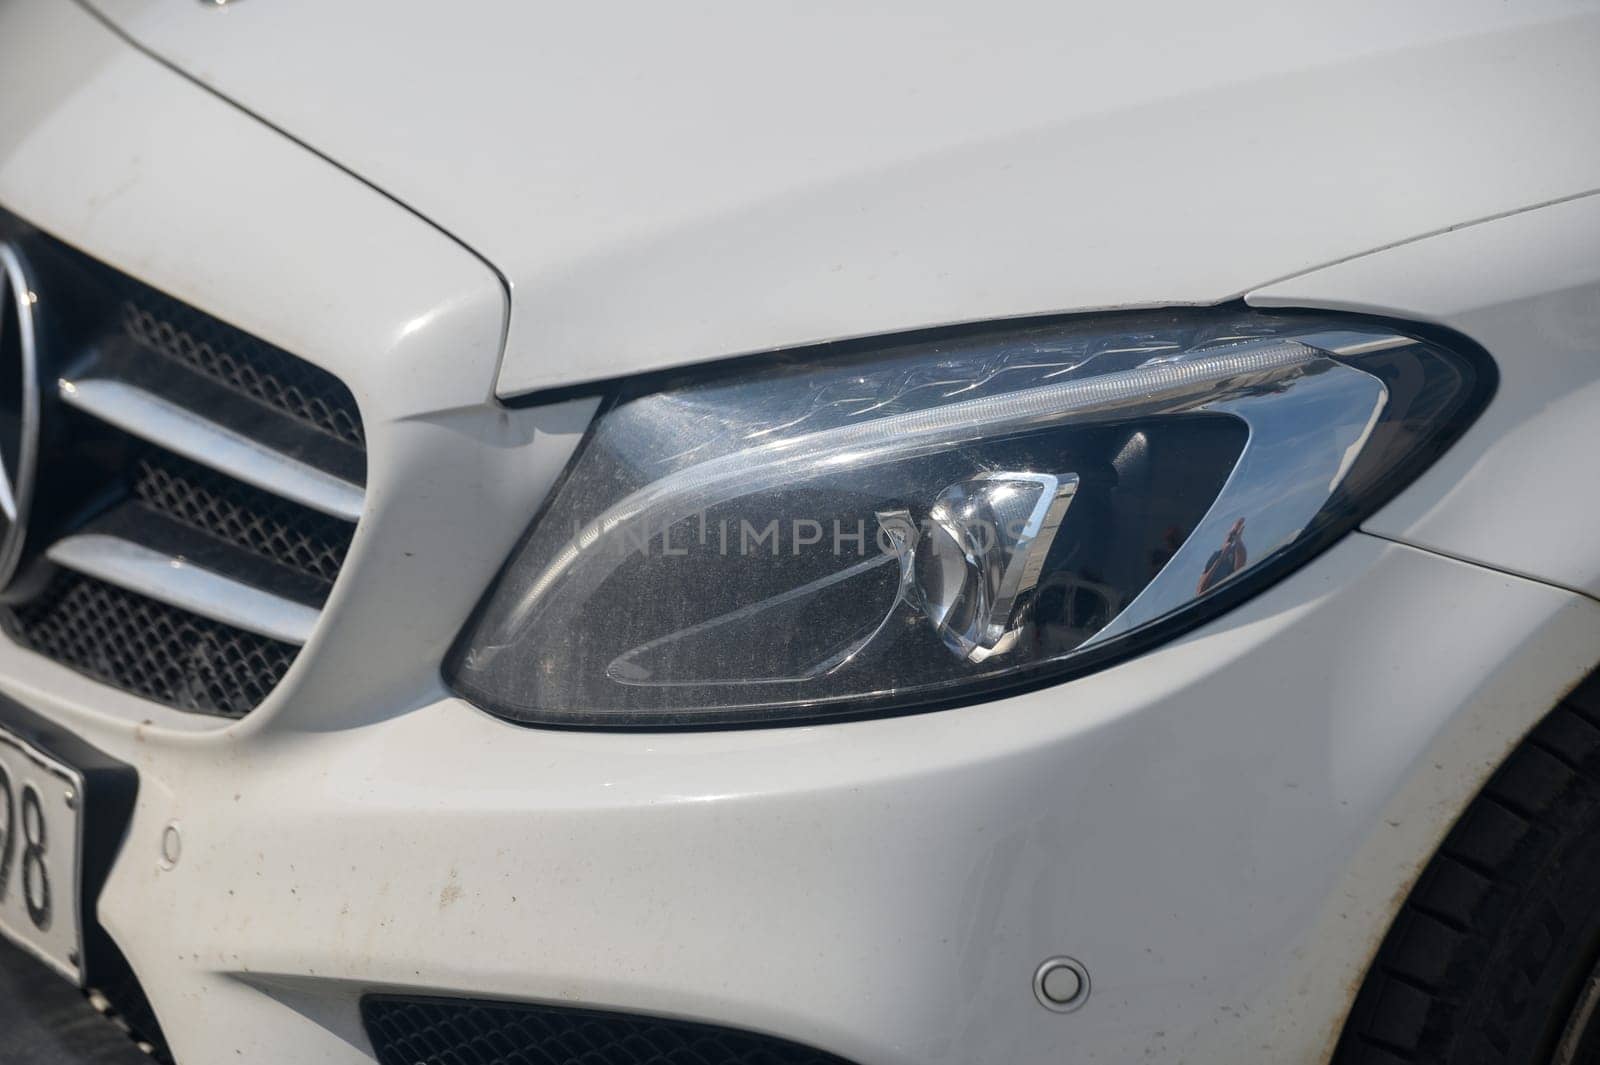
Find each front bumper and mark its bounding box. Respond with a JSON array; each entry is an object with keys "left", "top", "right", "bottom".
[{"left": 0, "top": 532, "right": 1589, "bottom": 1064}]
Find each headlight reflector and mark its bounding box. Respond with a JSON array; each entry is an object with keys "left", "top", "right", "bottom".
[{"left": 449, "top": 310, "right": 1488, "bottom": 727}]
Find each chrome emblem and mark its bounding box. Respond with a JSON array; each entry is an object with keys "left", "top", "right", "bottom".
[{"left": 0, "top": 243, "right": 41, "bottom": 589}]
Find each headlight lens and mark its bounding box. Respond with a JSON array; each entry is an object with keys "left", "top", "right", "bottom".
[{"left": 449, "top": 309, "right": 1488, "bottom": 728}]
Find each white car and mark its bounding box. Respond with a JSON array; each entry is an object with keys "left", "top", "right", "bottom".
[{"left": 0, "top": 2, "right": 1598, "bottom": 1063}]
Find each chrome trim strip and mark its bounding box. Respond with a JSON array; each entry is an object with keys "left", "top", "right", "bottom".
[
  {"left": 57, "top": 377, "right": 364, "bottom": 521},
  {"left": 1293, "top": 330, "right": 1415, "bottom": 357},
  {"left": 45, "top": 534, "right": 318, "bottom": 645}
]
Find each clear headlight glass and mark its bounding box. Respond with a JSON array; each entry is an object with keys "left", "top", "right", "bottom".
[{"left": 448, "top": 309, "right": 1489, "bottom": 728}]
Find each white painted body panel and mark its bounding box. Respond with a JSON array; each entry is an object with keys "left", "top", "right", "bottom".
[
  {"left": 1252, "top": 192, "right": 1600, "bottom": 599},
  {"left": 0, "top": 1, "right": 1596, "bottom": 1064},
  {"left": 85, "top": 0, "right": 1600, "bottom": 395}
]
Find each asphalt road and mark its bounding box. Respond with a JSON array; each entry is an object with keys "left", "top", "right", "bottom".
[{"left": 0, "top": 939, "right": 151, "bottom": 1065}]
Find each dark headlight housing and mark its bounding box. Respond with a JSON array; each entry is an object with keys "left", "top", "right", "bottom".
[{"left": 448, "top": 308, "right": 1491, "bottom": 729}]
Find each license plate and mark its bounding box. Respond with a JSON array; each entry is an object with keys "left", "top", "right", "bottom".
[{"left": 0, "top": 725, "right": 84, "bottom": 984}]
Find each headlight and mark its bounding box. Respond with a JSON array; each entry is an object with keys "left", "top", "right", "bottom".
[{"left": 448, "top": 309, "right": 1489, "bottom": 728}]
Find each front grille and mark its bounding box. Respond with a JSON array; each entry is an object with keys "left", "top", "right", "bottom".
[
  {"left": 362, "top": 997, "right": 861, "bottom": 1065},
  {"left": 6, "top": 573, "right": 299, "bottom": 719},
  {"left": 122, "top": 293, "right": 366, "bottom": 447},
  {"left": 0, "top": 212, "right": 365, "bottom": 717}
]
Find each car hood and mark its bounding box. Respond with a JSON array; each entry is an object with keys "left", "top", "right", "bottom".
[{"left": 84, "top": 0, "right": 1600, "bottom": 396}]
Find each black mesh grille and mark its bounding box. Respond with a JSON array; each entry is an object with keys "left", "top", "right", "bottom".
[
  {"left": 121, "top": 294, "right": 365, "bottom": 447},
  {"left": 131, "top": 450, "right": 353, "bottom": 587},
  {"left": 362, "top": 997, "right": 860, "bottom": 1065},
  {"left": 4, "top": 574, "right": 297, "bottom": 719}
]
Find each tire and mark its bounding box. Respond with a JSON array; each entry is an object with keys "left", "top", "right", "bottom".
[{"left": 1334, "top": 671, "right": 1600, "bottom": 1065}]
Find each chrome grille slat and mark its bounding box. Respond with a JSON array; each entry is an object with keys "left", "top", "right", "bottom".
[
  {"left": 130, "top": 450, "right": 352, "bottom": 587},
  {"left": 58, "top": 376, "right": 365, "bottom": 522},
  {"left": 46, "top": 534, "right": 319, "bottom": 645},
  {"left": 84, "top": 336, "right": 367, "bottom": 486},
  {"left": 86, "top": 498, "right": 333, "bottom": 608}
]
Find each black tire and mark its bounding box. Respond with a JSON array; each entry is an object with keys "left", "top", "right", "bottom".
[{"left": 1334, "top": 671, "right": 1600, "bottom": 1065}]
